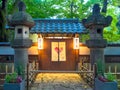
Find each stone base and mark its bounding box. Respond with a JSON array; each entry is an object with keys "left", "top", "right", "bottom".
[
  {"left": 3, "top": 80, "right": 25, "bottom": 90},
  {"left": 95, "top": 78, "right": 118, "bottom": 90}
]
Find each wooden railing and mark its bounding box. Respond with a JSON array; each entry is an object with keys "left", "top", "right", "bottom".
[
  {"left": 26, "top": 60, "right": 39, "bottom": 90},
  {"left": 0, "top": 61, "right": 38, "bottom": 90},
  {"left": 1, "top": 62, "right": 120, "bottom": 89},
  {"left": 79, "top": 62, "right": 120, "bottom": 88},
  {"left": 0, "top": 63, "right": 14, "bottom": 74},
  {"left": 28, "top": 61, "right": 38, "bottom": 85},
  {"left": 78, "top": 63, "right": 94, "bottom": 88},
  {"left": 0, "top": 63, "right": 14, "bottom": 89},
  {"left": 106, "top": 65, "right": 120, "bottom": 74},
  {"left": 105, "top": 65, "right": 120, "bottom": 88}
]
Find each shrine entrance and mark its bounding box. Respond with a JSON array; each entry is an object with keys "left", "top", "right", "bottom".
[
  {"left": 30, "top": 19, "right": 86, "bottom": 71},
  {"left": 38, "top": 38, "right": 77, "bottom": 70}
]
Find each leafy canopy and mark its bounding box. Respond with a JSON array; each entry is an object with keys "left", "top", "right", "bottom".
[{"left": 3, "top": 0, "right": 120, "bottom": 42}]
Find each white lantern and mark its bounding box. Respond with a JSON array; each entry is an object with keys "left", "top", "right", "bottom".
[
  {"left": 38, "top": 38, "right": 43, "bottom": 49},
  {"left": 73, "top": 38, "right": 79, "bottom": 49}
]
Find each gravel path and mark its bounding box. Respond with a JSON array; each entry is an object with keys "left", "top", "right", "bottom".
[{"left": 30, "top": 73, "right": 93, "bottom": 90}]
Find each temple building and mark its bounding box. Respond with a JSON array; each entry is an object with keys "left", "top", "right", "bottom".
[{"left": 0, "top": 2, "right": 120, "bottom": 71}]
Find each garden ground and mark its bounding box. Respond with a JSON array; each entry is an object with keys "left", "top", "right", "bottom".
[{"left": 30, "top": 73, "right": 92, "bottom": 90}]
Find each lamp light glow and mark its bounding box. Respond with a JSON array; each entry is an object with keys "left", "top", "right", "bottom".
[
  {"left": 38, "top": 38, "right": 43, "bottom": 49},
  {"left": 73, "top": 38, "right": 79, "bottom": 49}
]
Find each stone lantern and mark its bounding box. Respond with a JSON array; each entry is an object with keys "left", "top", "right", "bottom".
[
  {"left": 9, "top": 1, "right": 34, "bottom": 76},
  {"left": 82, "top": 4, "right": 112, "bottom": 67}
]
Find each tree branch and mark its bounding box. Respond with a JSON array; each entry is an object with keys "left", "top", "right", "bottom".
[
  {"left": 2, "top": 0, "right": 7, "bottom": 10},
  {"left": 102, "top": 0, "right": 108, "bottom": 13}
]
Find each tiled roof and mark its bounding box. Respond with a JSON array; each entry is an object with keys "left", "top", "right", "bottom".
[{"left": 30, "top": 19, "right": 86, "bottom": 34}]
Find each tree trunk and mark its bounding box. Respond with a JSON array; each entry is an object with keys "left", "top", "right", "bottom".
[
  {"left": 0, "top": 0, "right": 8, "bottom": 42},
  {"left": 102, "top": 0, "right": 108, "bottom": 13},
  {"left": 0, "top": 9, "right": 7, "bottom": 42}
]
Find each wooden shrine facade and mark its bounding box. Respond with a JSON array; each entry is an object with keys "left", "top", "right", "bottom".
[
  {"left": 3, "top": 18, "right": 120, "bottom": 71},
  {"left": 30, "top": 18, "right": 85, "bottom": 70}
]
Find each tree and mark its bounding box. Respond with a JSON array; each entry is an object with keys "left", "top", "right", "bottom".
[
  {"left": 103, "top": 0, "right": 120, "bottom": 42},
  {"left": 0, "top": 0, "right": 8, "bottom": 42},
  {"left": 2, "top": 0, "right": 120, "bottom": 42}
]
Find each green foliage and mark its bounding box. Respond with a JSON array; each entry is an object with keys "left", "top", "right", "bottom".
[
  {"left": 80, "top": 33, "right": 90, "bottom": 42},
  {"left": 0, "top": 1, "right": 2, "bottom": 8},
  {"left": 5, "top": 72, "right": 18, "bottom": 83},
  {"left": 5, "top": 72, "right": 23, "bottom": 83},
  {"left": 105, "top": 73, "right": 117, "bottom": 81},
  {"left": 103, "top": 3, "right": 120, "bottom": 42},
  {"left": 109, "top": 0, "right": 120, "bottom": 6},
  {"left": 7, "top": 0, "right": 101, "bottom": 19},
  {"left": 15, "top": 65, "right": 24, "bottom": 78},
  {"left": 96, "top": 59, "right": 105, "bottom": 76},
  {"left": 3, "top": 0, "right": 120, "bottom": 42},
  {"left": 103, "top": 30, "right": 120, "bottom": 42}
]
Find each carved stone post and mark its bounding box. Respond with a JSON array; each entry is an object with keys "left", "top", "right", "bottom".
[
  {"left": 82, "top": 4, "right": 112, "bottom": 70},
  {"left": 9, "top": 1, "right": 34, "bottom": 77}
]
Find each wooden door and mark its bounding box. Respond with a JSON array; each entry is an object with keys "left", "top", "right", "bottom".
[{"left": 38, "top": 38, "right": 77, "bottom": 71}]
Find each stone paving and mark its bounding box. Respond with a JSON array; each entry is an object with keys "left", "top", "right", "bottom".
[{"left": 30, "top": 73, "right": 93, "bottom": 90}]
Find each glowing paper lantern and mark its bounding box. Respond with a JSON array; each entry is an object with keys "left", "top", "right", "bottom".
[
  {"left": 38, "top": 38, "right": 43, "bottom": 49},
  {"left": 73, "top": 38, "right": 79, "bottom": 49}
]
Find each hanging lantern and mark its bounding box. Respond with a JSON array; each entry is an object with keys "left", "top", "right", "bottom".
[
  {"left": 38, "top": 38, "right": 43, "bottom": 49},
  {"left": 73, "top": 38, "right": 79, "bottom": 49}
]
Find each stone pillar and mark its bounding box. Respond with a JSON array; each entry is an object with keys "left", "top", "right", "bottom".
[
  {"left": 82, "top": 4, "right": 112, "bottom": 70},
  {"left": 9, "top": 1, "right": 34, "bottom": 77},
  {"left": 86, "top": 39, "right": 107, "bottom": 66},
  {"left": 12, "top": 39, "right": 32, "bottom": 75},
  {"left": 14, "top": 48, "right": 28, "bottom": 70}
]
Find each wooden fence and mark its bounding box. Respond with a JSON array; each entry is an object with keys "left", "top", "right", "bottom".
[
  {"left": 26, "top": 61, "right": 39, "bottom": 90},
  {"left": 79, "top": 63, "right": 120, "bottom": 88},
  {"left": 105, "top": 65, "right": 120, "bottom": 88},
  {"left": 0, "top": 61, "right": 38, "bottom": 90},
  {"left": 0, "top": 63, "right": 14, "bottom": 89},
  {"left": 0, "top": 63, "right": 14, "bottom": 74},
  {"left": 27, "top": 61, "right": 39, "bottom": 85},
  {"left": 78, "top": 63, "right": 95, "bottom": 87},
  {"left": 1, "top": 62, "right": 120, "bottom": 89}
]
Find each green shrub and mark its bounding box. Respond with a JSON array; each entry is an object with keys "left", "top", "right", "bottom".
[
  {"left": 5, "top": 72, "right": 18, "bottom": 83},
  {"left": 96, "top": 59, "right": 105, "bottom": 76},
  {"left": 105, "top": 73, "right": 117, "bottom": 82},
  {"left": 5, "top": 72, "right": 22, "bottom": 83}
]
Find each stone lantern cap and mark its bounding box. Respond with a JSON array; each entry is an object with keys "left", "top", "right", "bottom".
[
  {"left": 82, "top": 4, "right": 112, "bottom": 29},
  {"left": 9, "top": 1, "right": 34, "bottom": 28}
]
